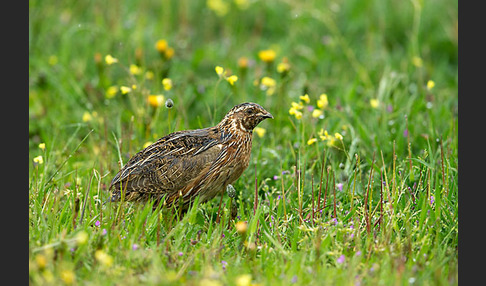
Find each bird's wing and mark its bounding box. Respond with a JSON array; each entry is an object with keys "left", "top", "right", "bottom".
[{"left": 109, "top": 128, "right": 223, "bottom": 198}]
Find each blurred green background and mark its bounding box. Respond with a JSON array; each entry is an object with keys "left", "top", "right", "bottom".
[{"left": 29, "top": 0, "right": 457, "bottom": 284}]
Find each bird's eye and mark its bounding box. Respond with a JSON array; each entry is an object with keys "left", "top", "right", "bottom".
[{"left": 246, "top": 109, "right": 254, "bottom": 115}]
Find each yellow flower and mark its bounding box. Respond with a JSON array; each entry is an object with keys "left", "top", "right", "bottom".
[
  {"left": 235, "top": 0, "right": 250, "bottom": 10},
  {"left": 95, "top": 250, "right": 113, "bottom": 267},
  {"left": 260, "top": 76, "right": 276, "bottom": 96},
  {"left": 60, "top": 270, "right": 75, "bottom": 285},
  {"left": 48, "top": 55, "right": 58, "bottom": 66},
  {"left": 254, "top": 127, "right": 266, "bottom": 138},
  {"left": 312, "top": 109, "right": 323, "bottom": 118},
  {"left": 76, "top": 231, "right": 88, "bottom": 245},
  {"left": 200, "top": 278, "right": 222, "bottom": 286},
  {"left": 261, "top": 76, "right": 276, "bottom": 88},
  {"left": 238, "top": 57, "right": 249, "bottom": 68},
  {"left": 277, "top": 62, "right": 290, "bottom": 73},
  {"left": 326, "top": 137, "right": 337, "bottom": 147},
  {"left": 147, "top": 95, "right": 165, "bottom": 108},
  {"left": 291, "top": 101, "right": 304, "bottom": 110},
  {"left": 289, "top": 108, "right": 302, "bottom": 120},
  {"left": 35, "top": 254, "right": 47, "bottom": 270},
  {"left": 145, "top": 71, "right": 154, "bottom": 80},
  {"left": 143, "top": 141, "right": 153, "bottom": 149},
  {"left": 38, "top": 143, "right": 46, "bottom": 150},
  {"left": 258, "top": 49, "right": 276, "bottom": 63},
  {"left": 334, "top": 132, "right": 343, "bottom": 140},
  {"left": 235, "top": 274, "right": 252, "bottom": 286},
  {"left": 33, "top": 155, "right": 44, "bottom": 165},
  {"left": 370, "top": 98, "right": 380, "bottom": 109},
  {"left": 129, "top": 64, "right": 142, "bottom": 75},
  {"left": 162, "top": 78, "right": 173, "bottom": 90},
  {"left": 307, "top": 138, "right": 318, "bottom": 145},
  {"left": 226, "top": 75, "right": 238, "bottom": 86},
  {"left": 318, "top": 129, "right": 329, "bottom": 141},
  {"left": 235, "top": 221, "right": 248, "bottom": 234},
  {"left": 82, "top": 111, "right": 92, "bottom": 122},
  {"left": 207, "top": 0, "right": 229, "bottom": 17},
  {"left": 427, "top": 80, "right": 435, "bottom": 90},
  {"left": 132, "top": 84, "right": 137, "bottom": 90},
  {"left": 104, "top": 54, "right": 118, "bottom": 65},
  {"left": 105, "top": 85, "right": 118, "bottom": 99},
  {"left": 165, "top": 47, "right": 175, "bottom": 59},
  {"left": 317, "top": 93, "right": 328, "bottom": 109},
  {"left": 120, "top": 86, "right": 132, "bottom": 94},
  {"left": 215, "top": 66, "right": 224, "bottom": 77},
  {"left": 300, "top": 94, "right": 310, "bottom": 104},
  {"left": 412, "top": 56, "right": 423, "bottom": 67},
  {"left": 155, "top": 39, "right": 168, "bottom": 53}
]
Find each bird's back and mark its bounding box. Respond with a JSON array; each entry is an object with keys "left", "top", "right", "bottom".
[{"left": 109, "top": 127, "right": 226, "bottom": 204}]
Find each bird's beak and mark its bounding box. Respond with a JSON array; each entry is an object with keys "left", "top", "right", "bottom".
[{"left": 260, "top": 112, "right": 273, "bottom": 119}]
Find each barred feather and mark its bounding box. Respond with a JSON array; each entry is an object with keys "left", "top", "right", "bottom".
[{"left": 108, "top": 102, "right": 273, "bottom": 210}]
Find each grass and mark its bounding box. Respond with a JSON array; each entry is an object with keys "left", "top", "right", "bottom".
[{"left": 29, "top": 0, "right": 458, "bottom": 285}]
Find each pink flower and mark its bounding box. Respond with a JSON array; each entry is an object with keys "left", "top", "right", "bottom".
[{"left": 337, "top": 254, "right": 345, "bottom": 264}]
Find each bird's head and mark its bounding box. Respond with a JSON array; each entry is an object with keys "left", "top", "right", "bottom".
[{"left": 219, "top": 102, "right": 273, "bottom": 133}]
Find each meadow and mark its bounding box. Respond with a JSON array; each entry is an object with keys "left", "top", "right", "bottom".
[{"left": 29, "top": 0, "right": 458, "bottom": 285}]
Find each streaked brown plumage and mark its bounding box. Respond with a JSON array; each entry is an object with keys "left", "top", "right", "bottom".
[{"left": 108, "top": 102, "right": 273, "bottom": 211}]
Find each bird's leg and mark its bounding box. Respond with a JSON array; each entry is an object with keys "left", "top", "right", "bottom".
[
  {"left": 226, "top": 184, "right": 238, "bottom": 229},
  {"left": 215, "top": 192, "right": 224, "bottom": 224}
]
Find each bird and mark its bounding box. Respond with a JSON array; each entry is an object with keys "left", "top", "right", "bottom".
[{"left": 108, "top": 102, "right": 273, "bottom": 212}]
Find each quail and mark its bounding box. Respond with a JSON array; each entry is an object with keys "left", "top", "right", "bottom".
[{"left": 108, "top": 102, "right": 273, "bottom": 211}]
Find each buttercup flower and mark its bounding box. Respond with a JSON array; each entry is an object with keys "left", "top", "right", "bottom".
[
  {"left": 33, "top": 155, "right": 44, "bottom": 165},
  {"left": 226, "top": 75, "right": 238, "bottom": 86},
  {"left": 164, "top": 47, "right": 175, "bottom": 59},
  {"left": 307, "top": 138, "right": 318, "bottom": 145},
  {"left": 277, "top": 57, "right": 290, "bottom": 73},
  {"left": 48, "top": 55, "right": 58, "bottom": 66},
  {"left": 147, "top": 95, "right": 165, "bottom": 108},
  {"left": 145, "top": 71, "right": 154, "bottom": 80},
  {"left": 162, "top": 78, "right": 173, "bottom": 90},
  {"left": 207, "top": 0, "right": 229, "bottom": 17},
  {"left": 143, "top": 141, "right": 153, "bottom": 148},
  {"left": 235, "top": 274, "right": 252, "bottom": 286},
  {"left": 95, "top": 250, "right": 113, "bottom": 267},
  {"left": 60, "top": 270, "right": 75, "bottom": 285},
  {"left": 289, "top": 102, "right": 303, "bottom": 119},
  {"left": 236, "top": 221, "right": 248, "bottom": 234},
  {"left": 104, "top": 54, "right": 118, "bottom": 65},
  {"left": 105, "top": 86, "right": 118, "bottom": 99},
  {"left": 76, "top": 231, "right": 88, "bottom": 245},
  {"left": 289, "top": 108, "right": 303, "bottom": 120},
  {"left": 317, "top": 93, "right": 329, "bottom": 109},
  {"left": 427, "top": 80, "right": 435, "bottom": 90},
  {"left": 370, "top": 98, "right": 380, "bottom": 109},
  {"left": 120, "top": 86, "right": 132, "bottom": 94},
  {"left": 38, "top": 143, "right": 46, "bottom": 150},
  {"left": 412, "top": 56, "right": 423, "bottom": 67},
  {"left": 260, "top": 77, "right": 276, "bottom": 95},
  {"left": 82, "top": 111, "right": 92, "bottom": 122},
  {"left": 312, "top": 109, "right": 323, "bottom": 118},
  {"left": 291, "top": 101, "right": 304, "bottom": 110},
  {"left": 155, "top": 39, "right": 168, "bottom": 53},
  {"left": 318, "top": 129, "right": 329, "bottom": 141},
  {"left": 129, "top": 64, "right": 142, "bottom": 75},
  {"left": 299, "top": 94, "right": 310, "bottom": 104},
  {"left": 215, "top": 66, "right": 224, "bottom": 77},
  {"left": 254, "top": 127, "right": 266, "bottom": 138},
  {"left": 238, "top": 57, "right": 249, "bottom": 69},
  {"left": 258, "top": 49, "right": 276, "bottom": 63},
  {"left": 334, "top": 132, "right": 343, "bottom": 140}
]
